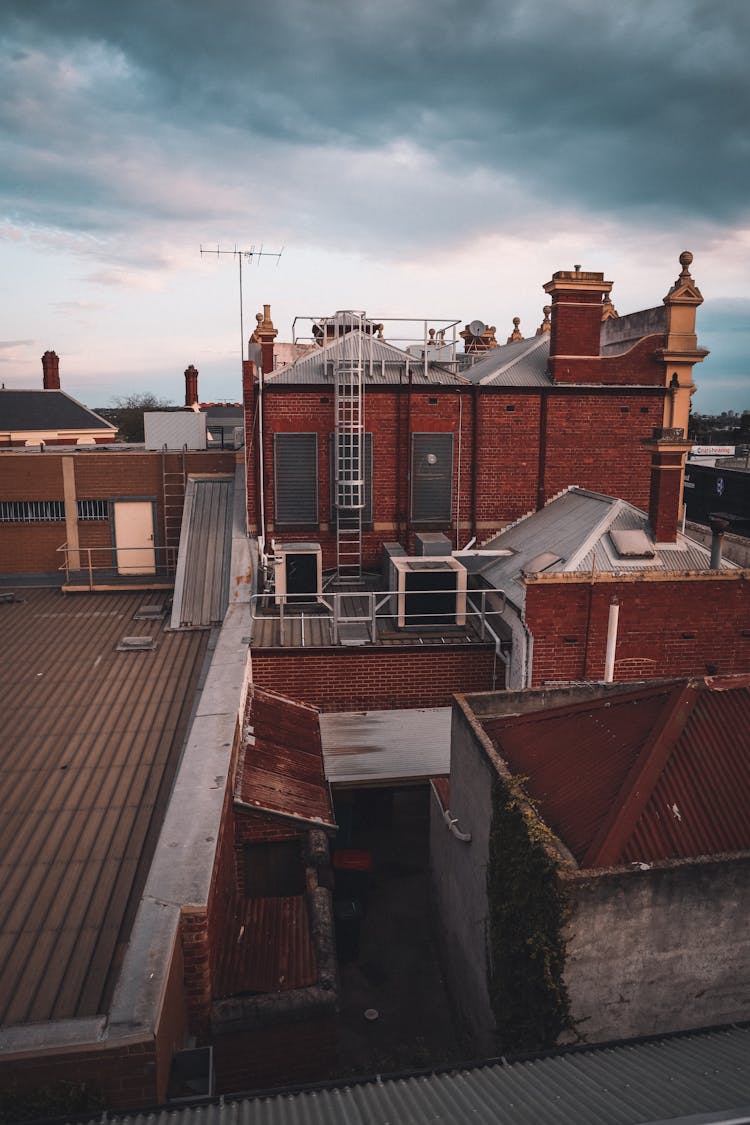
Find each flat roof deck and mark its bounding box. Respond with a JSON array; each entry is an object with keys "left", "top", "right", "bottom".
[
  {"left": 0, "top": 587, "right": 209, "bottom": 1028},
  {"left": 249, "top": 575, "right": 491, "bottom": 649}
]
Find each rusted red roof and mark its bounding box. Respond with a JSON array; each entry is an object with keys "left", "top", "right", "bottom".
[
  {"left": 483, "top": 676, "right": 750, "bottom": 868},
  {"left": 213, "top": 896, "right": 317, "bottom": 998},
  {"left": 236, "top": 688, "right": 335, "bottom": 828}
]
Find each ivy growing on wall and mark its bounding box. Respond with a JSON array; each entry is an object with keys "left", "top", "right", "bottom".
[{"left": 486, "top": 773, "right": 573, "bottom": 1053}]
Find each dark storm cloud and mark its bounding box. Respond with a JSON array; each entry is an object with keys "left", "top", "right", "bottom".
[{"left": 1, "top": 0, "right": 749, "bottom": 248}]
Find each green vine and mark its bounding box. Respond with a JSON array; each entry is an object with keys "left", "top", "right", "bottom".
[
  {"left": 486, "top": 774, "right": 572, "bottom": 1053},
  {"left": 0, "top": 1080, "right": 105, "bottom": 1124}
]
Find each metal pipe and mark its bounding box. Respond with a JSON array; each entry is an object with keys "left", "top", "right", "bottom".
[
  {"left": 604, "top": 597, "right": 619, "bottom": 682},
  {"left": 455, "top": 393, "right": 463, "bottom": 549},
  {"left": 443, "top": 808, "right": 472, "bottom": 843}
]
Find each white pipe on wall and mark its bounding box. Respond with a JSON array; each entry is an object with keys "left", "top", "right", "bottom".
[{"left": 604, "top": 597, "right": 620, "bottom": 682}]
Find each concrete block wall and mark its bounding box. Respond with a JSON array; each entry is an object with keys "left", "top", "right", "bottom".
[
  {"left": 429, "top": 702, "right": 498, "bottom": 1054},
  {"left": 564, "top": 854, "right": 750, "bottom": 1042}
]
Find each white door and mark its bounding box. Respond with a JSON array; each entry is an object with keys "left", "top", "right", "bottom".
[{"left": 113, "top": 501, "right": 156, "bottom": 575}]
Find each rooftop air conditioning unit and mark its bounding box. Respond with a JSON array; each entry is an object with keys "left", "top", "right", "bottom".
[
  {"left": 274, "top": 542, "right": 323, "bottom": 605},
  {"left": 390, "top": 556, "right": 466, "bottom": 628}
]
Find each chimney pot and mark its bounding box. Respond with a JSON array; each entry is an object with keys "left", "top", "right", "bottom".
[
  {"left": 42, "top": 350, "right": 60, "bottom": 390},
  {"left": 184, "top": 364, "right": 199, "bottom": 407}
]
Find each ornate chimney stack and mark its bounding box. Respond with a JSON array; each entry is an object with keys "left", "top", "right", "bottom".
[
  {"left": 643, "top": 428, "right": 693, "bottom": 543},
  {"left": 250, "top": 304, "right": 278, "bottom": 375},
  {"left": 184, "top": 364, "right": 199, "bottom": 407},
  {"left": 543, "top": 266, "right": 613, "bottom": 382},
  {"left": 41, "top": 351, "right": 60, "bottom": 390}
]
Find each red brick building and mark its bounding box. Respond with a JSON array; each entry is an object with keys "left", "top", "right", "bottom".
[{"left": 242, "top": 253, "right": 707, "bottom": 572}]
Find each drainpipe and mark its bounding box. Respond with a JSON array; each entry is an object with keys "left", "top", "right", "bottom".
[
  {"left": 471, "top": 383, "right": 479, "bottom": 541},
  {"left": 455, "top": 393, "right": 463, "bottom": 549},
  {"left": 536, "top": 390, "right": 548, "bottom": 510},
  {"left": 443, "top": 808, "right": 472, "bottom": 843},
  {"left": 709, "top": 513, "right": 730, "bottom": 569},
  {"left": 405, "top": 364, "right": 413, "bottom": 545},
  {"left": 603, "top": 596, "right": 619, "bottom": 682}
]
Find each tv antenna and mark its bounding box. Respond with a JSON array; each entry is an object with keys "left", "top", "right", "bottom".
[{"left": 200, "top": 244, "right": 283, "bottom": 365}]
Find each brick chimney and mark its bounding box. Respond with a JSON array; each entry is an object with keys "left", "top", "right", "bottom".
[
  {"left": 184, "top": 364, "right": 199, "bottom": 407},
  {"left": 543, "top": 267, "right": 613, "bottom": 382},
  {"left": 250, "top": 304, "right": 278, "bottom": 375},
  {"left": 643, "top": 428, "right": 693, "bottom": 543},
  {"left": 41, "top": 351, "right": 60, "bottom": 390}
]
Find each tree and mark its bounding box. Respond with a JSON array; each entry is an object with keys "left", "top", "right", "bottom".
[{"left": 97, "top": 393, "right": 175, "bottom": 443}]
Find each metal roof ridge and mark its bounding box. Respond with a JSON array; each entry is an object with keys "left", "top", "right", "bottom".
[
  {"left": 563, "top": 495, "right": 625, "bottom": 571},
  {"left": 582, "top": 680, "right": 701, "bottom": 868},
  {"left": 478, "top": 332, "right": 549, "bottom": 385}
]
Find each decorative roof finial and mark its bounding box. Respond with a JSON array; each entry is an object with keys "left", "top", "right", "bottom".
[
  {"left": 536, "top": 305, "right": 552, "bottom": 335},
  {"left": 507, "top": 316, "right": 524, "bottom": 344},
  {"left": 677, "top": 250, "right": 694, "bottom": 283},
  {"left": 601, "top": 294, "right": 619, "bottom": 321}
]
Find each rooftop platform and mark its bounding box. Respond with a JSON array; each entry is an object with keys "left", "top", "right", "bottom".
[
  {"left": 0, "top": 587, "right": 209, "bottom": 1028},
  {"left": 248, "top": 572, "right": 498, "bottom": 650}
]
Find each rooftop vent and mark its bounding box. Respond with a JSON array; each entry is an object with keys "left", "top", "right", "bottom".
[
  {"left": 133, "top": 604, "right": 165, "bottom": 620},
  {"left": 609, "top": 529, "right": 656, "bottom": 559},
  {"left": 523, "top": 551, "right": 562, "bottom": 574},
  {"left": 116, "top": 635, "right": 158, "bottom": 652}
]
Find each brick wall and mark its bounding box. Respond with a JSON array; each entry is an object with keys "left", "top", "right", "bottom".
[
  {"left": 524, "top": 573, "right": 750, "bottom": 685},
  {"left": 250, "top": 645, "right": 498, "bottom": 711},
  {"left": 0, "top": 449, "right": 235, "bottom": 575},
  {"left": 249, "top": 382, "right": 668, "bottom": 568},
  {"left": 212, "top": 1014, "right": 337, "bottom": 1093},
  {"left": 0, "top": 1039, "right": 160, "bottom": 1114}
]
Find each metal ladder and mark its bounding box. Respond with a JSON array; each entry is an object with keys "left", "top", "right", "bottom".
[
  {"left": 161, "top": 445, "right": 187, "bottom": 556},
  {"left": 334, "top": 340, "right": 365, "bottom": 581}
]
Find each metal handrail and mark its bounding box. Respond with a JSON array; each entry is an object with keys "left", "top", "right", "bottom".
[
  {"left": 57, "top": 542, "right": 178, "bottom": 589},
  {"left": 250, "top": 586, "right": 508, "bottom": 647}
]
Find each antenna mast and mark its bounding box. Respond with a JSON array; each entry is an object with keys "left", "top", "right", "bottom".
[{"left": 200, "top": 244, "right": 283, "bottom": 364}]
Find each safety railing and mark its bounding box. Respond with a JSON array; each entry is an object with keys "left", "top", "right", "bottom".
[
  {"left": 57, "top": 542, "right": 178, "bottom": 590},
  {"left": 249, "top": 586, "right": 508, "bottom": 648}
]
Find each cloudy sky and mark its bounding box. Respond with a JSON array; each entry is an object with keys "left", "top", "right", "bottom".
[{"left": 1, "top": 0, "right": 748, "bottom": 414}]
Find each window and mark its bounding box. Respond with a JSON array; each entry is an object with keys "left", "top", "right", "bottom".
[
  {"left": 0, "top": 499, "right": 109, "bottom": 522},
  {"left": 77, "top": 499, "right": 108, "bottom": 521},
  {"left": 410, "top": 433, "right": 453, "bottom": 524},
  {"left": 329, "top": 432, "right": 373, "bottom": 526},
  {"left": 0, "top": 500, "right": 64, "bottom": 522},
  {"left": 274, "top": 433, "right": 318, "bottom": 527}
]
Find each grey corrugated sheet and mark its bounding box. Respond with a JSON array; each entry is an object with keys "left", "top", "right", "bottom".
[
  {"left": 171, "top": 476, "right": 234, "bottom": 628},
  {"left": 266, "top": 330, "right": 467, "bottom": 386},
  {"left": 0, "top": 588, "right": 208, "bottom": 1027},
  {"left": 71, "top": 1024, "right": 750, "bottom": 1124},
  {"left": 470, "top": 488, "right": 734, "bottom": 608},
  {"left": 319, "top": 707, "right": 451, "bottom": 784},
  {"left": 459, "top": 332, "right": 551, "bottom": 386}
]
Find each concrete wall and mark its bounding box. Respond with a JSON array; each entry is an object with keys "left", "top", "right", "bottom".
[
  {"left": 564, "top": 854, "right": 750, "bottom": 1043},
  {"left": 429, "top": 700, "right": 497, "bottom": 1053}
]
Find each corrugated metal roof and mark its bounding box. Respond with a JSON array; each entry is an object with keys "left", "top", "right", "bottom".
[
  {"left": 237, "top": 688, "right": 335, "bottom": 828},
  {"left": 265, "top": 330, "right": 467, "bottom": 386},
  {"left": 0, "top": 588, "right": 208, "bottom": 1027},
  {"left": 0, "top": 388, "right": 115, "bottom": 432},
  {"left": 67, "top": 1023, "right": 750, "bottom": 1124},
  {"left": 483, "top": 676, "right": 750, "bottom": 867},
  {"left": 470, "top": 488, "right": 735, "bottom": 609},
  {"left": 458, "top": 333, "right": 551, "bottom": 386},
  {"left": 171, "top": 476, "right": 234, "bottom": 628},
  {"left": 213, "top": 896, "right": 316, "bottom": 998},
  {"left": 320, "top": 707, "right": 451, "bottom": 785}
]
